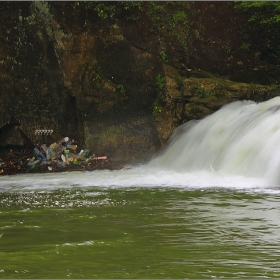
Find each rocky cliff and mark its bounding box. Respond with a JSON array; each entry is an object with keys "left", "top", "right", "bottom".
[{"left": 0, "top": 2, "right": 279, "bottom": 165}]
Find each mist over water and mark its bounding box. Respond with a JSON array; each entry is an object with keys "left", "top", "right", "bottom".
[
  {"left": 149, "top": 97, "right": 280, "bottom": 186},
  {"left": 2, "top": 97, "right": 280, "bottom": 192}
]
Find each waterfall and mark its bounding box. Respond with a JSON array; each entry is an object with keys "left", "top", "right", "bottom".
[
  {"left": 2, "top": 97, "right": 280, "bottom": 191},
  {"left": 149, "top": 97, "right": 280, "bottom": 185}
]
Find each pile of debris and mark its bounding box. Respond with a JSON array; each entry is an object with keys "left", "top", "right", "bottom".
[{"left": 0, "top": 137, "right": 119, "bottom": 176}]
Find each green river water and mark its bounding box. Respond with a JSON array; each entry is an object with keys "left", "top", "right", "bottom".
[
  {"left": 2, "top": 98, "right": 280, "bottom": 278},
  {"left": 1, "top": 185, "right": 280, "bottom": 279}
]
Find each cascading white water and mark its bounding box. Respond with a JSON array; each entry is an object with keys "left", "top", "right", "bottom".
[
  {"left": 149, "top": 97, "right": 280, "bottom": 185},
  {"left": 2, "top": 97, "right": 280, "bottom": 191}
]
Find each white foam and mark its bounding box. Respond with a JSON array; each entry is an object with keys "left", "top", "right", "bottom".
[
  {"left": 2, "top": 98, "right": 280, "bottom": 193},
  {"left": 0, "top": 167, "right": 271, "bottom": 192}
]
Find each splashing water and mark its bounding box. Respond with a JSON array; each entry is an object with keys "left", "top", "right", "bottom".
[
  {"left": 2, "top": 97, "right": 280, "bottom": 192},
  {"left": 149, "top": 97, "right": 280, "bottom": 185}
]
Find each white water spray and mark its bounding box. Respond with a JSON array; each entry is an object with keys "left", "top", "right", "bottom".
[
  {"left": 149, "top": 97, "right": 280, "bottom": 185},
  {"left": 2, "top": 97, "right": 280, "bottom": 191}
]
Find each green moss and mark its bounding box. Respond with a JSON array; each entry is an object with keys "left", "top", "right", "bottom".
[
  {"left": 97, "top": 124, "right": 130, "bottom": 147},
  {"left": 172, "top": 76, "right": 184, "bottom": 96},
  {"left": 195, "top": 86, "right": 211, "bottom": 98},
  {"left": 269, "top": 83, "right": 279, "bottom": 89}
]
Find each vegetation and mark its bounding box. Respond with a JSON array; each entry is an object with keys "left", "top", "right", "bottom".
[
  {"left": 98, "top": 124, "right": 129, "bottom": 147},
  {"left": 195, "top": 86, "right": 211, "bottom": 98},
  {"left": 92, "top": 74, "right": 101, "bottom": 83},
  {"left": 152, "top": 101, "right": 163, "bottom": 116},
  {"left": 71, "top": 1, "right": 280, "bottom": 114},
  {"left": 72, "top": 1, "right": 280, "bottom": 65},
  {"left": 159, "top": 51, "right": 168, "bottom": 64},
  {"left": 152, "top": 73, "right": 166, "bottom": 116},
  {"left": 84, "top": 59, "right": 98, "bottom": 72},
  {"left": 234, "top": 2, "right": 280, "bottom": 60},
  {"left": 76, "top": 1, "right": 280, "bottom": 65},
  {"left": 155, "top": 73, "right": 165, "bottom": 92},
  {"left": 144, "top": 2, "right": 191, "bottom": 57},
  {"left": 116, "top": 84, "right": 126, "bottom": 95},
  {"left": 73, "top": 1, "right": 193, "bottom": 58},
  {"left": 116, "top": 84, "right": 129, "bottom": 101},
  {"left": 234, "top": 2, "right": 280, "bottom": 24}
]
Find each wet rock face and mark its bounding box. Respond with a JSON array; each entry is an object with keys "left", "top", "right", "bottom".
[
  {"left": 0, "top": 123, "right": 33, "bottom": 147},
  {"left": 0, "top": 2, "right": 277, "bottom": 165},
  {"left": 0, "top": 2, "right": 163, "bottom": 164},
  {"left": 0, "top": 2, "right": 80, "bottom": 148}
]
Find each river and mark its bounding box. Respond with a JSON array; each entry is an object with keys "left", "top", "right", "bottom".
[{"left": 1, "top": 98, "right": 280, "bottom": 278}]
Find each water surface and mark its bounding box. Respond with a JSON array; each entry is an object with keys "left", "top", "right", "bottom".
[
  {"left": 1, "top": 98, "right": 280, "bottom": 278},
  {"left": 1, "top": 175, "right": 280, "bottom": 278}
]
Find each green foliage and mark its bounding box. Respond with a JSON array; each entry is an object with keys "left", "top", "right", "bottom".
[
  {"left": 173, "top": 10, "right": 188, "bottom": 25},
  {"left": 76, "top": 1, "right": 119, "bottom": 20},
  {"left": 116, "top": 84, "right": 126, "bottom": 95},
  {"left": 116, "top": 84, "right": 129, "bottom": 101},
  {"left": 223, "top": 43, "right": 231, "bottom": 54},
  {"left": 240, "top": 42, "right": 251, "bottom": 52},
  {"left": 120, "top": 1, "right": 143, "bottom": 21},
  {"left": 92, "top": 74, "right": 101, "bottom": 83},
  {"left": 269, "top": 83, "right": 279, "bottom": 89},
  {"left": 155, "top": 73, "right": 165, "bottom": 92},
  {"left": 173, "top": 76, "right": 184, "bottom": 96},
  {"left": 152, "top": 101, "right": 163, "bottom": 116},
  {"left": 72, "top": 2, "right": 80, "bottom": 9},
  {"left": 73, "top": 1, "right": 142, "bottom": 21},
  {"left": 108, "top": 79, "right": 115, "bottom": 87},
  {"left": 73, "top": 2, "right": 193, "bottom": 59},
  {"left": 152, "top": 73, "right": 166, "bottom": 116},
  {"left": 235, "top": 2, "right": 280, "bottom": 24},
  {"left": 84, "top": 59, "right": 98, "bottom": 72},
  {"left": 195, "top": 86, "right": 210, "bottom": 98},
  {"left": 159, "top": 51, "right": 168, "bottom": 63},
  {"left": 108, "top": 79, "right": 128, "bottom": 100},
  {"left": 234, "top": 2, "right": 280, "bottom": 57},
  {"left": 144, "top": 2, "right": 191, "bottom": 57},
  {"left": 93, "top": 3, "right": 118, "bottom": 20}
]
